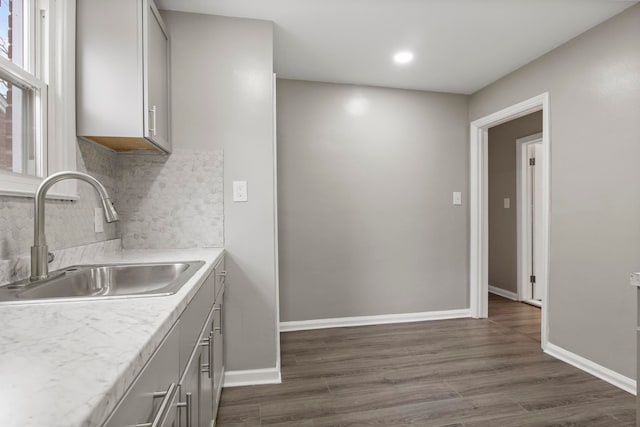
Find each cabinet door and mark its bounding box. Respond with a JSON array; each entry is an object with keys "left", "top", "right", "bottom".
[
  {"left": 157, "top": 385, "right": 180, "bottom": 427},
  {"left": 214, "top": 256, "right": 226, "bottom": 299},
  {"left": 199, "top": 310, "right": 215, "bottom": 426},
  {"left": 144, "top": 0, "right": 170, "bottom": 152},
  {"left": 212, "top": 286, "right": 225, "bottom": 416},
  {"left": 179, "top": 271, "right": 215, "bottom": 376},
  {"left": 180, "top": 346, "right": 202, "bottom": 427},
  {"left": 104, "top": 324, "right": 179, "bottom": 427}
]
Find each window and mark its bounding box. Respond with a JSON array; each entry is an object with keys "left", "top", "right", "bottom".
[{"left": 0, "top": 0, "right": 77, "bottom": 199}]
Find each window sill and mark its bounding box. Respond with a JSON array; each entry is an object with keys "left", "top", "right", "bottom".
[{"left": 0, "top": 172, "right": 79, "bottom": 200}]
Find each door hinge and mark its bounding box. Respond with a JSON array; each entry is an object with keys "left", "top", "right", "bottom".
[
  {"left": 529, "top": 158, "right": 536, "bottom": 166},
  {"left": 530, "top": 275, "right": 536, "bottom": 284}
]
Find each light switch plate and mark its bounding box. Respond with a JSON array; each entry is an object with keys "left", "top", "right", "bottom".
[
  {"left": 453, "top": 192, "right": 462, "bottom": 206},
  {"left": 504, "top": 198, "right": 511, "bottom": 209},
  {"left": 233, "top": 181, "right": 248, "bottom": 202},
  {"left": 94, "top": 208, "right": 104, "bottom": 233}
]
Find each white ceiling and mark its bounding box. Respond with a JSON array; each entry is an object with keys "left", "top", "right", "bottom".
[{"left": 157, "top": 0, "right": 637, "bottom": 94}]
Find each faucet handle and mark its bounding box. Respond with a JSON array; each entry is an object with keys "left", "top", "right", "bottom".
[{"left": 47, "top": 252, "right": 55, "bottom": 264}]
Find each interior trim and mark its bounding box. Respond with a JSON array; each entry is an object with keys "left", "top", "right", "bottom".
[
  {"left": 280, "top": 309, "right": 472, "bottom": 332},
  {"left": 488, "top": 285, "right": 518, "bottom": 301},
  {"left": 545, "top": 342, "right": 636, "bottom": 395},
  {"left": 223, "top": 367, "right": 282, "bottom": 388}
]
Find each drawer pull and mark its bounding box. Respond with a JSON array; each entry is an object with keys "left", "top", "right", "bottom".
[
  {"left": 200, "top": 335, "right": 212, "bottom": 378},
  {"left": 177, "top": 392, "right": 192, "bottom": 427},
  {"left": 214, "top": 307, "right": 222, "bottom": 333},
  {"left": 217, "top": 271, "right": 227, "bottom": 277},
  {"left": 218, "top": 303, "right": 224, "bottom": 334},
  {"left": 209, "top": 331, "right": 214, "bottom": 377},
  {"left": 135, "top": 382, "right": 177, "bottom": 427},
  {"left": 148, "top": 105, "right": 157, "bottom": 136}
]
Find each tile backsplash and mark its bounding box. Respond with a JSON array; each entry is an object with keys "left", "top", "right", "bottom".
[
  {"left": 0, "top": 139, "right": 119, "bottom": 261},
  {"left": 1, "top": 142, "right": 224, "bottom": 285},
  {"left": 116, "top": 149, "right": 224, "bottom": 249}
]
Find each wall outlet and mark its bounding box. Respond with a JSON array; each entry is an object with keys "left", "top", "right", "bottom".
[
  {"left": 94, "top": 208, "right": 104, "bottom": 233},
  {"left": 504, "top": 198, "right": 510, "bottom": 209},
  {"left": 453, "top": 192, "right": 462, "bottom": 206},
  {"left": 233, "top": 181, "right": 248, "bottom": 202}
]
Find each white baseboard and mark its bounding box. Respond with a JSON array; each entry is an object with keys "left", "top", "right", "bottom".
[
  {"left": 223, "top": 367, "right": 282, "bottom": 387},
  {"left": 488, "top": 285, "right": 518, "bottom": 301},
  {"left": 522, "top": 299, "right": 542, "bottom": 308},
  {"left": 545, "top": 342, "right": 636, "bottom": 395},
  {"left": 280, "top": 308, "right": 471, "bottom": 332}
]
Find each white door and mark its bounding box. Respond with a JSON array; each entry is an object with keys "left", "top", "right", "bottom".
[{"left": 527, "top": 142, "right": 544, "bottom": 301}]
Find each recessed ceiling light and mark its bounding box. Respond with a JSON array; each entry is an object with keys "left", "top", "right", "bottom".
[{"left": 393, "top": 51, "right": 414, "bottom": 64}]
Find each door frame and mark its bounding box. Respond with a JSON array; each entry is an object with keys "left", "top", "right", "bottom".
[
  {"left": 516, "top": 133, "right": 543, "bottom": 305},
  {"left": 469, "top": 93, "right": 550, "bottom": 349}
]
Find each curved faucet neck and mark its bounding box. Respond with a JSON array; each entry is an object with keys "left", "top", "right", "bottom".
[{"left": 31, "top": 171, "right": 118, "bottom": 281}]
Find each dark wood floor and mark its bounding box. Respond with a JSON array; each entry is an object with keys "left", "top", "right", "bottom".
[{"left": 217, "top": 295, "right": 635, "bottom": 426}]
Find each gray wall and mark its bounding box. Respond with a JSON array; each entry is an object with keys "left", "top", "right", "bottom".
[
  {"left": 162, "top": 11, "right": 278, "bottom": 371},
  {"left": 277, "top": 79, "right": 469, "bottom": 322},
  {"left": 471, "top": 4, "right": 640, "bottom": 378},
  {"left": 488, "top": 112, "right": 542, "bottom": 294}
]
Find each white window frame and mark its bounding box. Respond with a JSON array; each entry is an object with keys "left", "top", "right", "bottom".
[{"left": 0, "top": 0, "right": 78, "bottom": 199}]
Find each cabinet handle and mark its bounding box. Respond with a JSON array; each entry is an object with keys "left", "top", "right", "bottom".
[
  {"left": 149, "top": 105, "right": 157, "bottom": 136},
  {"left": 209, "top": 331, "right": 214, "bottom": 377},
  {"left": 217, "top": 271, "right": 227, "bottom": 287},
  {"left": 177, "top": 391, "right": 192, "bottom": 427},
  {"left": 214, "top": 307, "right": 222, "bottom": 333},
  {"left": 200, "top": 333, "right": 212, "bottom": 378},
  {"left": 135, "top": 382, "right": 177, "bottom": 427}
]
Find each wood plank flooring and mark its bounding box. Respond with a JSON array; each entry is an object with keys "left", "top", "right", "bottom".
[{"left": 217, "top": 295, "right": 635, "bottom": 426}]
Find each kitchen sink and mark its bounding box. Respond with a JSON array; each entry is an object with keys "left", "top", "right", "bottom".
[{"left": 0, "top": 261, "right": 205, "bottom": 303}]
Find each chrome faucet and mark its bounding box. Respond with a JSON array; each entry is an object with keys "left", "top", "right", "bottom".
[{"left": 30, "top": 171, "right": 119, "bottom": 281}]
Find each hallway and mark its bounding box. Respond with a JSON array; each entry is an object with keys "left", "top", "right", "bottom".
[
  {"left": 218, "top": 296, "right": 634, "bottom": 426},
  {"left": 488, "top": 293, "right": 541, "bottom": 343}
]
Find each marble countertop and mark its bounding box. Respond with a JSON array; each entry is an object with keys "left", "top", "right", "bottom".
[
  {"left": 631, "top": 273, "right": 640, "bottom": 287},
  {"left": 0, "top": 247, "right": 224, "bottom": 427}
]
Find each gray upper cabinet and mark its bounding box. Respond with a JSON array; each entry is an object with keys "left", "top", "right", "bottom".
[
  {"left": 145, "top": 3, "right": 170, "bottom": 151},
  {"left": 77, "top": 0, "right": 171, "bottom": 154}
]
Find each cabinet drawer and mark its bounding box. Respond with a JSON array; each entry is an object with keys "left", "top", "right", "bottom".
[
  {"left": 103, "top": 322, "right": 179, "bottom": 427},
  {"left": 214, "top": 256, "right": 226, "bottom": 300},
  {"left": 179, "top": 269, "right": 215, "bottom": 375}
]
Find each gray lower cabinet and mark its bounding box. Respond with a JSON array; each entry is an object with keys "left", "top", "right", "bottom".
[
  {"left": 180, "top": 305, "right": 215, "bottom": 427},
  {"left": 198, "top": 308, "right": 215, "bottom": 426},
  {"left": 103, "top": 323, "right": 180, "bottom": 427},
  {"left": 160, "top": 389, "right": 181, "bottom": 427},
  {"left": 214, "top": 257, "right": 226, "bottom": 298},
  {"left": 180, "top": 343, "right": 202, "bottom": 427},
  {"left": 103, "top": 256, "right": 226, "bottom": 427},
  {"left": 212, "top": 286, "right": 225, "bottom": 419}
]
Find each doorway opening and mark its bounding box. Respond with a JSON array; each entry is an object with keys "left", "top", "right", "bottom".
[
  {"left": 517, "top": 133, "right": 543, "bottom": 307},
  {"left": 469, "top": 93, "right": 550, "bottom": 349}
]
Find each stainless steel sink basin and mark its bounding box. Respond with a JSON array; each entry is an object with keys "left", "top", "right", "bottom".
[{"left": 0, "top": 261, "right": 205, "bottom": 303}]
